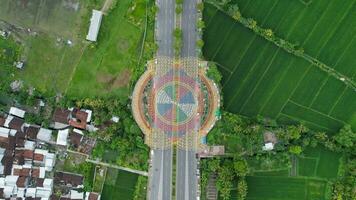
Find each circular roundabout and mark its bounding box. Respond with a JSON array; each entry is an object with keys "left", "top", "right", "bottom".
[
  {"left": 154, "top": 71, "right": 201, "bottom": 133},
  {"left": 131, "top": 60, "right": 220, "bottom": 148}
]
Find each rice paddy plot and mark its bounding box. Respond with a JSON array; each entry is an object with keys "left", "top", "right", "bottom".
[
  {"left": 203, "top": 3, "right": 356, "bottom": 132},
  {"left": 297, "top": 146, "right": 342, "bottom": 179},
  {"left": 245, "top": 176, "right": 328, "bottom": 200},
  {"left": 234, "top": 0, "right": 356, "bottom": 78},
  {"left": 101, "top": 168, "right": 139, "bottom": 200}
]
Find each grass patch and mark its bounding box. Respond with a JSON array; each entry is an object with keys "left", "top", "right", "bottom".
[
  {"left": 66, "top": 0, "right": 144, "bottom": 98},
  {"left": 15, "top": 35, "right": 84, "bottom": 93},
  {"left": 0, "top": 0, "right": 96, "bottom": 39}
]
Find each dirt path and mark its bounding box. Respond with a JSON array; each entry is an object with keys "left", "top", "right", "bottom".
[{"left": 101, "top": 0, "right": 114, "bottom": 14}]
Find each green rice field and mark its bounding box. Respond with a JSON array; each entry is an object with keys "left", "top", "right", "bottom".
[
  {"left": 297, "top": 146, "right": 342, "bottom": 179},
  {"left": 101, "top": 168, "right": 139, "bottom": 200},
  {"left": 203, "top": 1, "right": 356, "bottom": 133},
  {"left": 226, "top": 146, "right": 342, "bottom": 200},
  {"left": 244, "top": 176, "right": 329, "bottom": 200}
]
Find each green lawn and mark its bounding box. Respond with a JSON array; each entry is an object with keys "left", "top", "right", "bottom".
[
  {"left": 66, "top": 0, "right": 146, "bottom": 98},
  {"left": 102, "top": 168, "right": 139, "bottom": 200},
  {"left": 203, "top": 2, "right": 356, "bottom": 133}
]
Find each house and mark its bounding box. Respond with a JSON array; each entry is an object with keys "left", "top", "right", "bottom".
[
  {"left": 9, "top": 107, "right": 26, "bottom": 118},
  {"left": 262, "top": 131, "right": 278, "bottom": 151},
  {"left": 25, "top": 126, "right": 40, "bottom": 140},
  {"left": 199, "top": 145, "right": 225, "bottom": 157},
  {"left": 0, "top": 116, "right": 5, "bottom": 126},
  {"left": 54, "top": 171, "right": 84, "bottom": 188},
  {"left": 14, "top": 61, "right": 25, "bottom": 69},
  {"left": 36, "top": 128, "right": 52, "bottom": 142},
  {"left": 69, "top": 108, "right": 89, "bottom": 130},
  {"left": 31, "top": 167, "right": 46, "bottom": 179},
  {"left": 52, "top": 108, "right": 71, "bottom": 129},
  {"left": 4, "top": 116, "right": 25, "bottom": 132},
  {"left": 86, "top": 10, "right": 103, "bottom": 42},
  {"left": 85, "top": 192, "right": 101, "bottom": 200},
  {"left": 70, "top": 129, "right": 83, "bottom": 148},
  {"left": 71, "top": 190, "right": 84, "bottom": 199},
  {"left": 33, "top": 149, "right": 55, "bottom": 171},
  {"left": 57, "top": 129, "right": 69, "bottom": 146}
]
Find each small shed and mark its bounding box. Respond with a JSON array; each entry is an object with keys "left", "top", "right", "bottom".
[
  {"left": 9, "top": 107, "right": 26, "bottom": 118},
  {"left": 86, "top": 10, "right": 103, "bottom": 42},
  {"left": 56, "top": 129, "right": 69, "bottom": 146}
]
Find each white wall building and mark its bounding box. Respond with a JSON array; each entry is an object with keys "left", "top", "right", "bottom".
[{"left": 86, "top": 10, "right": 103, "bottom": 42}]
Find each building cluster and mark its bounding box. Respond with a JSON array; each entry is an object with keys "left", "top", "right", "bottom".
[{"left": 0, "top": 106, "right": 100, "bottom": 200}]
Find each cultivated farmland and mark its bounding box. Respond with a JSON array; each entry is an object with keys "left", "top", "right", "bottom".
[
  {"left": 203, "top": 1, "right": 356, "bottom": 133},
  {"left": 297, "top": 146, "right": 342, "bottom": 179},
  {"left": 244, "top": 176, "right": 329, "bottom": 200},
  {"left": 101, "top": 168, "right": 139, "bottom": 200}
]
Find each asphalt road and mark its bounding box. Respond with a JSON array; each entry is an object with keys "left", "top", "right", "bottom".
[
  {"left": 181, "top": 0, "right": 198, "bottom": 58},
  {"left": 156, "top": 0, "right": 175, "bottom": 57},
  {"left": 149, "top": 0, "right": 199, "bottom": 199},
  {"left": 149, "top": 149, "right": 173, "bottom": 200},
  {"left": 148, "top": 0, "right": 175, "bottom": 199},
  {"left": 176, "top": 149, "right": 198, "bottom": 200},
  {"left": 176, "top": 0, "right": 199, "bottom": 199}
]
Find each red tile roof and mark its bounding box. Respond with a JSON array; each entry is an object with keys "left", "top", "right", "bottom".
[
  {"left": 16, "top": 176, "right": 27, "bottom": 187},
  {"left": 52, "top": 108, "right": 71, "bottom": 124},
  {"left": 25, "top": 126, "right": 39, "bottom": 140},
  {"left": 8, "top": 117, "right": 24, "bottom": 132},
  {"left": 0, "top": 116, "right": 5, "bottom": 126},
  {"left": 33, "top": 153, "right": 44, "bottom": 162},
  {"left": 69, "top": 109, "right": 88, "bottom": 130}
]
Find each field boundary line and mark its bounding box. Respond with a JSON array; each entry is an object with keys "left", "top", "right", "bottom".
[
  {"left": 210, "top": 24, "right": 235, "bottom": 61},
  {"left": 299, "top": 1, "right": 334, "bottom": 46},
  {"left": 258, "top": 58, "right": 295, "bottom": 115},
  {"left": 253, "top": 0, "right": 315, "bottom": 116},
  {"left": 86, "top": 158, "right": 148, "bottom": 176},
  {"left": 64, "top": 44, "right": 88, "bottom": 95},
  {"left": 314, "top": 156, "right": 320, "bottom": 177},
  {"left": 307, "top": 75, "right": 330, "bottom": 107},
  {"left": 306, "top": 3, "right": 355, "bottom": 107},
  {"left": 208, "top": 61, "right": 233, "bottom": 74},
  {"left": 239, "top": 0, "right": 252, "bottom": 13},
  {"left": 275, "top": 63, "right": 313, "bottom": 119},
  {"left": 221, "top": 34, "right": 257, "bottom": 88},
  {"left": 52, "top": 45, "right": 69, "bottom": 93},
  {"left": 225, "top": 43, "right": 272, "bottom": 109},
  {"left": 252, "top": 167, "right": 290, "bottom": 173},
  {"left": 211, "top": 2, "right": 356, "bottom": 90},
  {"left": 279, "top": 113, "right": 333, "bottom": 132},
  {"left": 222, "top": 0, "right": 278, "bottom": 89},
  {"left": 237, "top": 49, "right": 281, "bottom": 113},
  {"left": 327, "top": 87, "right": 347, "bottom": 115},
  {"left": 287, "top": 99, "right": 347, "bottom": 124},
  {"left": 205, "top": 8, "right": 219, "bottom": 27}
]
